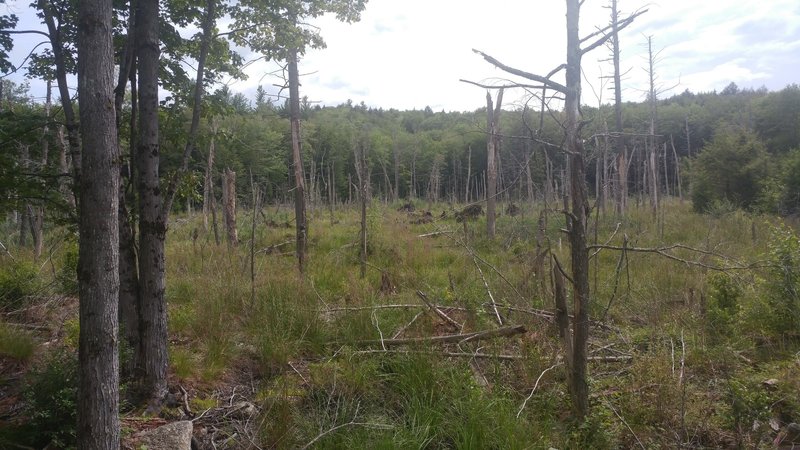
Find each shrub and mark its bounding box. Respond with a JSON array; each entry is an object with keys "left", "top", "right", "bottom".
[
  {"left": 0, "top": 260, "right": 40, "bottom": 310},
  {"left": 706, "top": 273, "right": 741, "bottom": 338},
  {"left": 764, "top": 224, "right": 800, "bottom": 335},
  {"left": 22, "top": 351, "right": 78, "bottom": 449}
]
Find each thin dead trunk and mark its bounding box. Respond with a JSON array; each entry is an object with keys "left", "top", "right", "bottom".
[
  {"left": 288, "top": 47, "right": 307, "bottom": 273},
  {"left": 222, "top": 168, "right": 238, "bottom": 246},
  {"left": 465, "top": 144, "right": 472, "bottom": 203},
  {"left": 203, "top": 119, "right": 219, "bottom": 231},
  {"left": 485, "top": 89, "right": 503, "bottom": 238}
]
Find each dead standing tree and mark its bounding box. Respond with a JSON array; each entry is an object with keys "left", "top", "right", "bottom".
[
  {"left": 470, "top": 0, "right": 644, "bottom": 419},
  {"left": 486, "top": 89, "right": 503, "bottom": 238}
]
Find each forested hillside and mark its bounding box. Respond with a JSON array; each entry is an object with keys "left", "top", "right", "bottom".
[{"left": 1, "top": 0, "right": 800, "bottom": 448}]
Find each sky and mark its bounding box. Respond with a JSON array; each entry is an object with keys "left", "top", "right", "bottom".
[{"left": 3, "top": 0, "right": 800, "bottom": 112}]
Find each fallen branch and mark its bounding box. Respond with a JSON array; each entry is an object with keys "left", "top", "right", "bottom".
[
  {"left": 321, "top": 304, "right": 467, "bottom": 313},
  {"left": 354, "top": 325, "right": 526, "bottom": 347},
  {"left": 354, "top": 349, "right": 522, "bottom": 361},
  {"left": 517, "top": 362, "right": 562, "bottom": 418},
  {"left": 416, "top": 290, "right": 461, "bottom": 330},
  {"left": 418, "top": 230, "right": 453, "bottom": 238}
]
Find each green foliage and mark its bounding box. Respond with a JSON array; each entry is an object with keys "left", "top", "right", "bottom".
[
  {"left": 706, "top": 273, "right": 741, "bottom": 337},
  {"left": 691, "top": 126, "right": 771, "bottom": 212},
  {"left": 21, "top": 351, "right": 78, "bottom": 449},
  {"left": 0, "top": 321, "right": 36, "bottom": 361},
  {"left": 0, "top": 259, "right": 40, "bottom": 310},
  {"left": 764, "top": 224, "right": 800, "bottom": 335},
  {"left": 722, "top": 378, "right": 772, "bottom": 446}
]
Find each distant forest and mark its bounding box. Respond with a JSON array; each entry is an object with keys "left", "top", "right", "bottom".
[{"left": 5, "top": 81, "right": 799, "bottom": 218}]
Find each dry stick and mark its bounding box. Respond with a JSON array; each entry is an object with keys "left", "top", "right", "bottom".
[
  {"left": 416, "top": 290, "right": 461, "bottom": 330},
  {"left": 517, "top": 362, "right": 562, "bottom": 418},
  {"left": 587, "top": 242, "right": 760, "bottom": 272},
  {"left": 355, "top": 325, "right": 525, "bottom": 347},
  {"left": 472, "top": 256, "right": 504, "bottom": 326},
  {"left": 604, "top": 399, "right": 646, "bottom": 450},
  {"left": 299, "top": 419, "right": 392, "bottom": 449},
  {"left": 249, "top": 174, "right": 259, "bottom": 308},
  {"left": 601, "top": 234, "right": 628, "bottom": 322},
  {"left": 355, "top": 349, "right": 522, "bottom": 361},
  {"left": 392, "top": 310, "right": 425, "bottom": 339},
  {"left": 552, "top": 255, "right": 573, "bottom": 368},
  {"left": 371, "top": 309, "right": 387, "bottom": 351}
]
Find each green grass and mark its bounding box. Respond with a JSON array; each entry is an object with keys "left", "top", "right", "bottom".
[
  {"left": 0, "top": 321, "right": 36, "bottom": 361},
  {"left": 3, "top": 198, "right": 797, "bottom": 448}
]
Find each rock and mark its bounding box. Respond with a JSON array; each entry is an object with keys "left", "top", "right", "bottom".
[
  {"left": 762, "top": 378, "right": 779, "bottom": 389},
  {"left": 787, "top": 423, "right": 800, "bottom": 443},
  {"left": 135, "top": 420, "right": 193, "bottom": 450}
]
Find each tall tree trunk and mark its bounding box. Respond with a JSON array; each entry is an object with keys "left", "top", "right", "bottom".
[
  {"left": 115, "top": 3, "right": 141, "bottom": 358},
  {"left": 611, "top": 0, "right": 626, "bottom": 216},
  {"left": 485, "top": 89, "right": 503, "bottom": 238},
  {"left": 565, "top": 0, "right": 591, "bottom": 419},
  {"left": 392, "top": 130, "right": 399, "bottom": 202},
  {"left": 76, "top": 0, "right": 121, "bottom": 444},
  {"left": 671, "top": 135, "right": 683, "bottom": 203},
  {"left": 30, "top": 80, "right": 52, "bottom": 260},
  {"left": 203, "top": 119, "right": 219, "bottom": 232},
  {"left": 18, "top": 145, "right": 30, "bottom": 247},
  {"left": 357, "top": 142, "right": 367, "bottom": 278},
  {"left": 465, "top": 144, "right": 472, "bottom": 203},
  {"left": 288, "top": 47, "right": 307, "bottom": 274},
  {"left": 39, "top": 0, "right": 81, "bottom": 206},
  {"left": 136, "top": 0, "right": 168, "bottom": 404}
]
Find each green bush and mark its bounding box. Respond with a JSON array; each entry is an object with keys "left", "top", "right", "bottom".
[
  {"left": 706, "top": 273, "right": 741, "bottom": 338},
  {"left": 0, "top": 260, "right": 40, "bottom": 310},
  {"left": 764, "top": 224, "right": 800, "bottom": 335},
  {"left": 22, "top": 351, "right": 78, "bottom": 449}
]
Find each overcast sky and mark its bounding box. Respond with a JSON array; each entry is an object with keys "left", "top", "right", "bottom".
[{"left": 4, "top": 0, "right": 800, "bottom": 111}]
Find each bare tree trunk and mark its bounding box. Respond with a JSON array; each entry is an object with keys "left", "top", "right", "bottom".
[
  {"left": 39, "top": 0, "right": 81, "bottom": 205},
  {"left": 611, "top": 0, "right": 626, "bottom": 216},
  {"left": 76, "top": 0, "right": 121, "bottom": 444},
  {"left": 203, "top": 119, "right": 218, "bottom": 232},
  {"left": 485, "top": 89, "right": 503, "bottom": 238},
  {"left": 18, "top": 145, "right": 30, "bottom": 248},
  {"left": 114, "top": 4, "right": 140, "bottom": 358},
  {"left": 465, "top": 144, "right": 472, "bottom": 203},
  {"left": 222, "top": 168, "right": 238, "bottom": 246},
  {"left": 357, "top": 142, "right": 367, "bottom": 279},
  {"left": 135, "top": 0, "right": 168, "bottom": 404},
  {"left": 672, "top": 135, "right": 683, "bottom": 203},
  {"left": 392, "top": 129, "right": 399, "bottom": 202},
  {"left": 565, "top": 0, "right": 591, "bottom": 419},
  {"left": 30, "top": 80, "right": 52, "bottom": 260},
  {"left": 288, "top": 47, "right": 307, "bottom": 274}
]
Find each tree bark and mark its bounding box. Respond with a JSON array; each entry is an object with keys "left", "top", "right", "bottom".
[
  {"left": 565, "top": 0, "right": 590, "bottom": 419},
  {"left": 76, "top": 0, "right": 121, "bottom": 445},
  {"left": 485, "top": 89, "right": 503, "bottom": 238},
  {"left": 288, "top": 47, "right": 307, "bottom": 274},
  {"left": 611, "top": 0, "right": 627, "bottom": 216},
  {"left": 203, "top": 119, "right": 218, "bottom": 232},
  {"left": 39, "top": 0, "right": 81, "bottom": 206},
  {"left": 114, "top": 3, "right": 141, "bottom": 358},
  {"left": 135, "top": 0, "right": 168, "bottom": 403}
]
